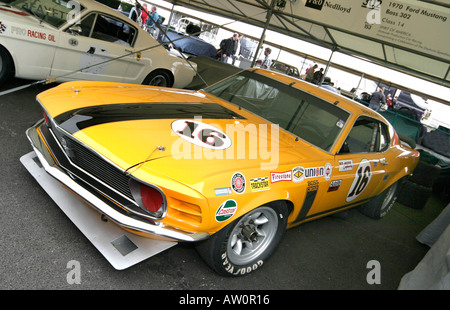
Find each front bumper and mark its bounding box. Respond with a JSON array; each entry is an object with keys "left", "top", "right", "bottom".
[{"left": 25, "top": 121, "right": 209, "bottom": 243}]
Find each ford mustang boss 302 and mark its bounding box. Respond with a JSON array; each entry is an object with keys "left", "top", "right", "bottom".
[
  {"left": 24, "top": 69, "right": 419, "bottom": 276},
  {"left": 0, "top": 0, "right": 196, "bottom": 87}
]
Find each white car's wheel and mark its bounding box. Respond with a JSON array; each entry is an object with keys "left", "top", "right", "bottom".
[
  {"left": 0, "top": 46, "right": 13, "bottom": 84},
  {"left": 143, "top": 70, "right": 172, "bottom": 87}
]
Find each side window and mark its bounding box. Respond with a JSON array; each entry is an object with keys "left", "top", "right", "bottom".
[
  {"left": 339, "top": 117, "right": 390, "bottom": 154},
  {"left": 77, "top": 13, "right": 95, "bottom": 37},
  {"left": 74, "top": 13, "right": 137, "bottom": 46}
]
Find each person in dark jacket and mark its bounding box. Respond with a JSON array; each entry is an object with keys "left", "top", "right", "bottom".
[
  {"left": 221, "top": 33, "right": 238, "bottom": 63},
  {"left": 369, "top": 87, "right": 386, "bottom": 111}
]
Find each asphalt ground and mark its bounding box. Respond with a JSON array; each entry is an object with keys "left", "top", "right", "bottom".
[{"left": 0, "top": 77, "right": 447, "bottom": 292}]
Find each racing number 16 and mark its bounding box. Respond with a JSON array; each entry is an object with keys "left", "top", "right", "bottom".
[
  {"left": 346, "top": 159, "right": 372, "bottom": 202},
  {"left": 172, "top": 119, "right": 232, "bottom": 150}
]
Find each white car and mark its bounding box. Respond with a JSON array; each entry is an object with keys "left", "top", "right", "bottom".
[{"left": 0, "top": 0, "right": 196, "bottom": 87}]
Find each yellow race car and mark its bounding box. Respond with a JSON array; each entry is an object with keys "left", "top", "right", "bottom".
[{"left": 25, "top": 68, "right": 419, "bottom": 276}]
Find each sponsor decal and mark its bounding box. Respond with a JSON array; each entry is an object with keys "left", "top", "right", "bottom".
[
  {"left": 298, "top": 163, "right": 333, "bottom": 181},
  {"left": 307, "top": 180, "right": 319, "bottom": 192},
  {"left": 68, "top": 38, "right": 78, "bottom": 46},
  {"left": 215, "top": 199, "right": 237, "bottom": 222},
  {"left": 328, "top": 179, "right": 342, "bottom": 192},
  {"left": 292, "top": 167, "right": 305, "bottom": 183},
  {"left": 0, "top": 21, "right": 6, "bottom": 34},
  {"left": 250, "top": 177, "right": 270, "bottom": 192},
  {"left": 305, "top": 0, "right": 351, "bottom": 13},
  {"left": 324, "top": 163, "right": 333, "bottom": 180},
  {"left": 231, "top": 172, "right": 246, "bottom": 194},
  {"left": 339, "top": 159, "right": 353, "bottom": 171},
  {"left": 172, "top": 119, "right": 232, "bottom": 150},
  {"left": 270, "top": 171, "right": 292, "bottom": 183},
  {"left": 215, "top": 187, "right": 232, "bottom": 196}
]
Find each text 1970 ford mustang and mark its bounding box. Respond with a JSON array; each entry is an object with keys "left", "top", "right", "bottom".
[
  {"left": 26, "top": 69, "right": 419, "bottom": 276},
  {"left": 0, "top": 0, "right": 196, "bottom": 87}
]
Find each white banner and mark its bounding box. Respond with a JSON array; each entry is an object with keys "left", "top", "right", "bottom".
[{"left": 297, "top": 0, "right": 450, "bottom": 61}]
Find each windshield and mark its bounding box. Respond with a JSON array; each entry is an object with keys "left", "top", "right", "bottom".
[
  {"left": 4, "top": 0, "right": 85, "bottom": 28},
  {"left": 204, "top": 70, "right": 350, "bottom": 152}
]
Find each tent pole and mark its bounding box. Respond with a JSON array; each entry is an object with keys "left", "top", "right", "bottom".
[{"left": 251, "top": 0, "right": 276, "bottom": 68}]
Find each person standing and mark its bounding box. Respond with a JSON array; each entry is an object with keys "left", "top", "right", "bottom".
[
  {"left": 146, "top": 6, "right": 160, "bottom": 32},
  {"left": 369, "top": 87, "right": 386, "bottom": 111},
  {"left": 305, "top": 64, "right": 317, "bottom": 82},
  {"left": 141, "top": 4, "right": 148, "bottom": 26},
  {"left": 313, "top": 67, "right": 324, "bottom": 84},
  {"left": 231, "top": 34, "right": 243, "bottom": 66},
  {"left": 221, "top": 33, "right": 238, "bottom": 63},
  {"left": 260, "top": 47, "right": 272, "bottom": 69}
]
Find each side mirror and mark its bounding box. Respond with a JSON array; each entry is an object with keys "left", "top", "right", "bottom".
[{"left": 68, "top": 25, "right": 82, "bottom": 35}]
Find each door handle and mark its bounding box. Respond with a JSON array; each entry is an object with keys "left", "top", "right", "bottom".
[{"left": 87, "top": 46, "right": 96, "bottom": 54}]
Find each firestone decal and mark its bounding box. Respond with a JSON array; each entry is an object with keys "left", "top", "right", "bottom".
[
  {"left": 215, "top": 199, "right": 238, "bottom": 222},
  {"left": 270, "top": 171, "right": 292, "bottom": 183}
]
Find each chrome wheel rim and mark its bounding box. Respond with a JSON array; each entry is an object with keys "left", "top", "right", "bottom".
[
  {"left": 381, "top": 182, "right": 398, "bottom": 211},
  {"left": 148, "top": 74, "right": 168, "bottom": 87},
  {"left": 227, "top": 207, "right": 278, "bottom": 265}
]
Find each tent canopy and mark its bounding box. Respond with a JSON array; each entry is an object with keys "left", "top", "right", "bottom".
[{"left": 161, "top": 0, "right": 450, "bottom": 92}]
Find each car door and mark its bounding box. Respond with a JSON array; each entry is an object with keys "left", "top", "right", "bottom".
[
  {"left": 325, "top": 116, "right": 392, "bottom": 210},
  {"left": 50, "top": 12, "right": 138, "bottom": 82}
]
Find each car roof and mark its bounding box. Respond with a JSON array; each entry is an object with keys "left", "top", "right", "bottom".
[{"left": 75, "top": 0, "right": 139, "bottom": 25}]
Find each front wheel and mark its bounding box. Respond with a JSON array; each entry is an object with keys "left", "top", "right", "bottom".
[
  {"left": 358, "top": 181, "right": 399, "bottom": 219},
  {"left": 196, "top": 203, "right": 288, "bottom": 276},
  {"left": 0, "top": 46, "right": 14, "bottom": 85}
]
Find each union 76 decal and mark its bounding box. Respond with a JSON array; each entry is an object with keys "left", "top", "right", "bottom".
[
  {"left": 172, "top": 119, "right": 232, "bottom": 150},
  {"left": 346, "top": 159, "right": 372, "bottom": 202}
]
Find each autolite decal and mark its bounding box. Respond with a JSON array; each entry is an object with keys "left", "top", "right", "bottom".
[{"left": 215, "top": 200, "right": 238, "bottom": 222}]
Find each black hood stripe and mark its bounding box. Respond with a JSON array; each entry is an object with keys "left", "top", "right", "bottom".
[{"left": 54, "top": 102, "right": 245, "bottom": 134}]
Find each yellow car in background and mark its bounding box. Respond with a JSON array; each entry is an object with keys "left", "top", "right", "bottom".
[{"left": 25, "top": 69, "right": 419, "bottom": 276}]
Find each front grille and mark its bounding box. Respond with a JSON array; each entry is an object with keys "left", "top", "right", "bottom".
[{"left": 57, "top": 132, "right": 133, "bottom": 201}]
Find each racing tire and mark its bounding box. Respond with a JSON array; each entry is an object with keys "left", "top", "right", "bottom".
[
  {"left": 196, "top": 202, "right": 289, "bottom": 276},
  {"left": 397, "top": 180, "right": 432, "bottom": 209},
  {"left": 142, "top": 70, "right": 173, "bottom": 87},
  {"left": 358, "top": 181, "right": 399, "bottom": 219},
  {"left": 0, "top": 46, "right": 14, "bottom": 85}
]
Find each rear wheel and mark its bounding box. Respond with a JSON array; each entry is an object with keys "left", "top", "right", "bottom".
[
  {"left": 359, "top": 181, "right": 399, "bottom": 219},
  {"left": 196, "top": 203, "right": 288, "bottom": 276},
  {"left": 142, "top": 70, "right": 172, "bottom": 87}
]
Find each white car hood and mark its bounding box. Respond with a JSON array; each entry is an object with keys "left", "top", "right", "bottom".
[{"left": 0, "top": 3, "right": 51, "bottom": 27}]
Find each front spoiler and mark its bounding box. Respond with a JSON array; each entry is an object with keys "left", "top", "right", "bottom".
[{"left": 21, "top": 151, "right": 177, "bottom": 270}]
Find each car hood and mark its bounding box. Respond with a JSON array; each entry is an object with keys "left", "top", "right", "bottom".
[
  {"left": 0, "top": 3, "right": 46, "bottom": 26},
  {"left": 38, "top": 81, "right": 323, "bottom": 190}
]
